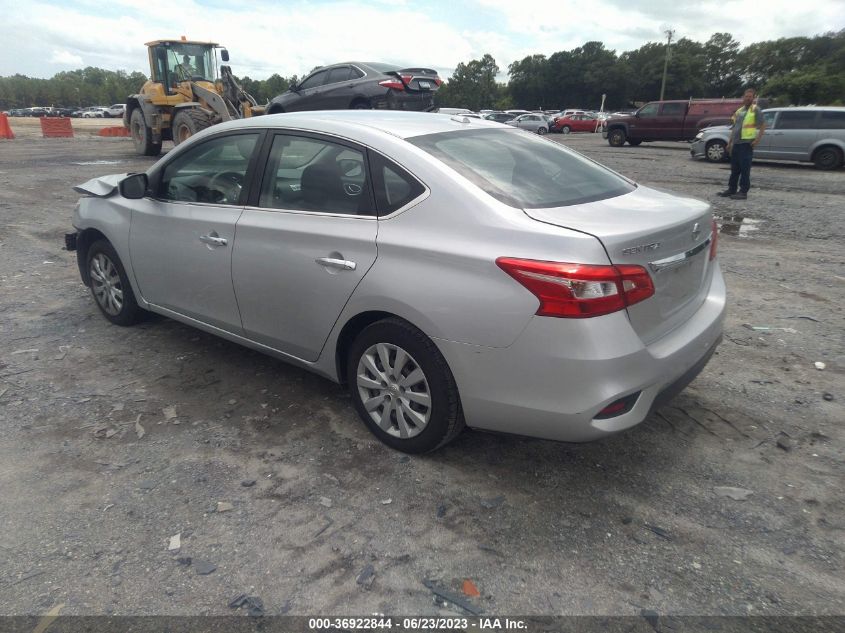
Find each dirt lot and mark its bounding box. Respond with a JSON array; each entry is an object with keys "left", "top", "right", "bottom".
[{"left": 0, "top": 127, "right": 843, "bottom": 620}]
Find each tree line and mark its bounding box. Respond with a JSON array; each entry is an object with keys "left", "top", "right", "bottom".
[
  {"left": 1, "top": 30, "right": 842, "bottom": 111},
  {"left": 437, "top": 30, "right": 845, "bottom": 111}
]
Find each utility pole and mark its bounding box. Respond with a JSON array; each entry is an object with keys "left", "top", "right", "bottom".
[{"left": 659, "top": 28, "right": 675, "bottom": 101}]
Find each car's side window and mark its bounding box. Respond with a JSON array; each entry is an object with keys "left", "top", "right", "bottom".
[
  {"left": 299, "top": 71, "right": 327, "bottom": 90},
  {"left": 371, "top": 153, "right": 425, "bottom": 215},
  {"left": 349, "top": 66, "right": 365, "bottom": 79},
  {"left": 158, "top": 133, "right": 259, "bottom": 205},
  {"left": 763, "top": 111, "right": 776, "bottom": 128},
  {"left": 326, "top": 66, "right": 351, "bottom": 84},
  {"left": 777, "top": 111, "right": 818, "bottom": 130},
  {"left": 257, "top": 135, "right": 375, "bottom": 216},
  {"left": 638, "top": 104, "right": 659, "bottom": 117},
  {"left": 660, "top": 103, "right": 685, "bottom": 116},
  {"left": 818, "top": 111, "right": 845, "bottom": 130}
]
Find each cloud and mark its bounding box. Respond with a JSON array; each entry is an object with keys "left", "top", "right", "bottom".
[
  {"left": 2, "top": 0, "right": 844, "bottom": 79},
  {"left": 50, "top": 50, "right": 84, "bottom": 65}
]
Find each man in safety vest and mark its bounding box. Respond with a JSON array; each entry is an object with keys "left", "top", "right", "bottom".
[{"left": 717, "top": 88, "right": 766, "bottom": 200}]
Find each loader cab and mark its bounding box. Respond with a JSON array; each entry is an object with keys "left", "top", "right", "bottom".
[{"left": 147, "top": 40, "right": 219, "bottom": 94}]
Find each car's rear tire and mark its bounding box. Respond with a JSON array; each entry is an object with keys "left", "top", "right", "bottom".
[
  {"left": 608, "top": 128, "right": 626, "bottom": 147},
  {"left": 561, "top": 125, "right": 571, "bottom": 134},
  {"left": 130, "top": 109, "right": 161, "bottom": 157},
  {"left": 347, "top": 318, "right": 464, "bottom": 453},
  {"left": 812, "top": 145, "right": 843, "bottom": 170},
  {"left": 86, "top": 240, "right": 145, "bottom": 326},
  {"left": 705, "top": 139, "right": 728, "bottom": 162},
  {"left": 171, "top": 109, "right": 212, "bottom": 147}
]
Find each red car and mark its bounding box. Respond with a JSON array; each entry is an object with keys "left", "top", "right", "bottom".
[{"left": 552, "top": 114, "right": 600, "bottom": 134}]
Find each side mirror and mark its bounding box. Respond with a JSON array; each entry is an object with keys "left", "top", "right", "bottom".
[
  {"left": 119, "top": 173, "right": 149, "bottom": 199},
  {"left": 220, "top": 49, "right": 230, "bottom": 62},
  {"left": 289, "top": 82, "right": 298, "bottom": 92}
]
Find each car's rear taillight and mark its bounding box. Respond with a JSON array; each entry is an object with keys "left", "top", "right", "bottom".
[
  {"left": 709, "top": 218, "right": 718, "bottom": 260},
  {"left": 379, "top": 74, "right": 414, "bottom": 91},
  {"left": 433, "top": 77, "right": 443, "bottom": 87},
  {"left": 496, "top": 258, "right": 655, "bottom": 318}
]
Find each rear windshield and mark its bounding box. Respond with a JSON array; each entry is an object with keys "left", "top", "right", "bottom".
[
  {"left": 366, "top": 62, "right": 401, "bottom": 73},
  {"left": 408, "top": 129, "right": 635, "bottom": 208}
]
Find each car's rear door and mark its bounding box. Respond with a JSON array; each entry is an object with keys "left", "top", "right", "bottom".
[
  {"left": 129, "top": 131, "right": 263, "bottom": 332},
  {"left": 319, "top": 66, "right": 356, "bottom": 109},
  {"left": 232, "top": 132, "right": 378, "bottom": 362},
  {"left": 656, "top": 102, "right": 687, "bottom": 139}
]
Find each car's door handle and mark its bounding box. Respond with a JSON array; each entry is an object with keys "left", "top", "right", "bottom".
[
  {"left": 199, "top": 233, "right": 227, "bottom": 247},
  {"left": 315, "top": 257, "right": 356, "bottom": 271}
]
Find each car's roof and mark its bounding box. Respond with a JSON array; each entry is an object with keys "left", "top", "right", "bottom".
[
  {"left": 763, "top": 106, "right": 845, "bottom": 112},
  {"left": 211, "top": 110, "right": 510, "bottom": 140}
]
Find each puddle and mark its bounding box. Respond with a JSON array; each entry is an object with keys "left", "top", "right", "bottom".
[
  {"left": 716, "top": 214, "right": 763, "bottom": 237},
  {"left": 71, "top": 160, "right": 125, "bottom": 166}
]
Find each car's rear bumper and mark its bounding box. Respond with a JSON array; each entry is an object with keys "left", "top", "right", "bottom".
[
  {"left": 435, "top": 265, "right": 726, "bottom": 443},
  {"left": 376, "top": 90, "right": 436, "bottom": 112}
]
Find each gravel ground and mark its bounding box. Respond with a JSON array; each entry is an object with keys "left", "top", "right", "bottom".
[{"left": 0, "top": 131, "right": 843, "bottom": 619}]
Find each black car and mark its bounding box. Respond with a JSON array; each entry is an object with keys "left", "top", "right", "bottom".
[
  {"left": 482, "top": 111, "right": 516, "bottom": 123},
  {"left": 267, "top": 62, "right": 441, "bottom": 114}
]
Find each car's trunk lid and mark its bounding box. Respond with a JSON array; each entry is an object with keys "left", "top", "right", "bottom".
[
  {"left": 524, "top": 186, "right": 714, "bottom": 344},
  {"left": 387, "top": 68, "right": 441, "bottom": 92}
]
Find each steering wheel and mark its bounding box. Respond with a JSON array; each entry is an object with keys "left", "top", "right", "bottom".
[{"left": 209, "top": 171, "right": 244, "bottom": 204}]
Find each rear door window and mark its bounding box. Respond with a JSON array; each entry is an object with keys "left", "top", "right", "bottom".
[
  {"left": 409, "top": 129, "right": 634, "bottom": 208},
  {"left": 818, "top": 111, "right": 845, "bottom": 130},
  {"left": 326, "top": 66, "right": 352, "bottom": 84},
  {"left": 257, "top": 134, "right": 374, "bottom": 215},
  {"left": 777, "top": 111, "right": 818, "bottom": 129},
  {"left": 660, "top": 103, "right": 685, "bottom": 116}
]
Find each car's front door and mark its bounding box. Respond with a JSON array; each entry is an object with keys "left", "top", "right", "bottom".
[
  {"left": 289, "top": 70, "right": 329, "bottom": 111},
  {"left": 629, "top": 102, "right": 660, "bottom": 139},
  {"left": 232, "top": 132, "right": 378, "bottom": 362},
  {"left": 128, "top": 132, "right": 262, "bottom": 332},
  {"left": 752, "top": 110, "right": 778, "bottom": 157}
]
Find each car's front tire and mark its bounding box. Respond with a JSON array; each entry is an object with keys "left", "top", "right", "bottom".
[
  {"left": 347, "top": 318, "right": 464, "bottom": 453},
  {"left": 705, "top": 139, "right": 727, "bottom": 162},
  {"left": 560, "top": 125, "right": 571, "bottom": 134},
  {"left": 607, "top": 128, "right": 626, "bottom": 147},
  {"left": 86, "top": 240, "right": 145, "bottom": 326}
]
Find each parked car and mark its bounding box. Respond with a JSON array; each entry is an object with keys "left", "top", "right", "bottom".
[
  {"left": 483, "top": 111, "right": 516, "bottom": 123},
  {"left": 690, "top": 106, "right": 845, "bottom": 169},
  {"left": 80, "top": 107, "right": 107, "bottom": 118},
  {"left": 433, "top": 107, "right": 475, "bottom": 116},
  {"left": 552, "top": 114, "right": 600, "bottom": 134},
  {"left": 66, "top": 111, "right": 724, "bottom": 453},
  {"left": 602, "top": 98, "right": 766, "bottom": 147},
  {"left": 506, "top": 113, "right": 549, "bottom": 134},
  {"left": 505, "top": 109, "right": 531, "bottom": 116},
  {"left": 267, "top": 62, "right": 441, "bottom": 114},
  {"left": 23, "top": 107, "right": 49, "bottom": 117},
  {"left": 7, "top": 109, "right": 26, "bottom": 117},
  {"left": 105, "top": 104, "right": 126, "bottom": 118}
]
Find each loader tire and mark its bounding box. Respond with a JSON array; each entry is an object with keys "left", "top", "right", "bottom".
[
  {"left": 171, "top": 109, "right": 212, "bottom": 147},
  {"left": 130, "top": 109, "right": 161, "bottom": 157}
]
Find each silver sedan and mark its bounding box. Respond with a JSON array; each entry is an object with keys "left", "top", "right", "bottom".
[
  {"left": 67, "top": 111, "right": 725, "bottom": 453},
  {"left": 505, "top": 113, "right": 549, "bottom": 134}
]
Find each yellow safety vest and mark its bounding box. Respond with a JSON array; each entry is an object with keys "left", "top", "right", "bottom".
[{"left": 734, "top": 105, "right": 758, "bottom": 140}]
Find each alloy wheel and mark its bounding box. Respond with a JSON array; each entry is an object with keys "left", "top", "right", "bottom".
[
  {"left": 89, "top": 252, "right": 124, "bottom": 316},
  {"left": 356, "top": 343, "right": 432, "bottom": 439}
]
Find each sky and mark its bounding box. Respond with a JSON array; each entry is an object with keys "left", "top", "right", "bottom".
[{"left": 0, "top": 0, "right": 843, "bottom": 81}]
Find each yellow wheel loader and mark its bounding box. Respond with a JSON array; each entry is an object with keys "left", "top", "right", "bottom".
[{"left": 124, "top": 38, "right": 265, "bottom": 156}]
